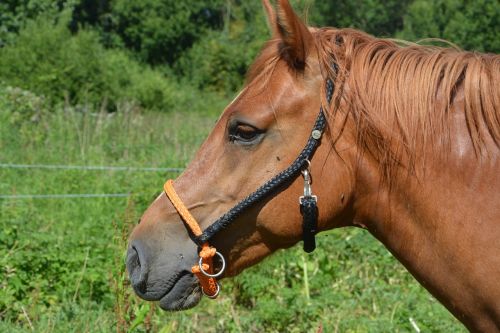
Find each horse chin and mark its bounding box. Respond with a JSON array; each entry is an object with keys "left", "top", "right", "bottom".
[{"left": 158, "top": 274, "right": 202, "bottom": 311}]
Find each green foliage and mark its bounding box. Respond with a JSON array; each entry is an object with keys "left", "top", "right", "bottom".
[
  {"left": 176, "top": 1, "right": 269, "bottom": 94},
  {"left": 0, "top": 86, "right": 48, "bottom": 126},
  {"left": 0, "top": 13, "right": 108, "bottom": 106},
  {"left": 0, "top": 13, "right": 190, "bottom": 111},
  {"left": 110, "top": 0, "right": 225, "bottom": 65},
  {"left": 308, "top": 0, "right": 413, "bottom": 37},
  {"left": 398, "top": 0, "right": 500, "bottom": 53},
  {"left": 1, "top": 0, "right": 497, "bottom": 107},
  {"left": 0, "top": 0, "right": 67, "bottom": 47}
]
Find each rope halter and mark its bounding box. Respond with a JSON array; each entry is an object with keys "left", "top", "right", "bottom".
[
  {"left": 162, "top": 78, "right": 335, "bottom": 299},
  {"left": 164, "top": 180, "right": 224, "bottom": 298}
]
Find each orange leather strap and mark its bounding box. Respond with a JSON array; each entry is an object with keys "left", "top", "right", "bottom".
[{"left": 164, "top": 180, "right": 219, "bottom": 298}]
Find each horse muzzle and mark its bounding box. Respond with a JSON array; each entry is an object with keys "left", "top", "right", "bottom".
[{"left": 126, "top": 239, "right": 202, "bottom": 311}]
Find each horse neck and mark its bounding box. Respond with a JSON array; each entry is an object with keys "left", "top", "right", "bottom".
[{"left": 350, "top": 136, "right": 500, "bottom": 331}]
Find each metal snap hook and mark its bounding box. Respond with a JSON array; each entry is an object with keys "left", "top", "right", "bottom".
[
  {"left": 301, "top": 168, "right": 311, "bottom": 183},
  {"left": 198, "top": 251, "right": 226, "bottom": 278},
  {"left": 300, "top": 159, "right": 317, "bottom": 204}
]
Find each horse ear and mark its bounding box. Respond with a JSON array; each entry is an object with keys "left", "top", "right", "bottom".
[
  {"left": 262, "top": 0, "right": 278, "bottom": 37},
  {"left": 276, "top": 0, "right": 313, "bottom": 70}
]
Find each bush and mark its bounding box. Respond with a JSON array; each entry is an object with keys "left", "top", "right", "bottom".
[
  {"left": 0, "top": 0, "right": 64, "bottom": 47},
  {"left": 176, "top": 33, "right": 251, "bottom": 94},
  {"left": 0, "top": 12, "right": 183, "bottom": 112},
  {"left": 97, "top": 50, "right": 182, "bottom": 112},
  {"left": 0, "top": 86, "right": 48, "bottom": 124}
]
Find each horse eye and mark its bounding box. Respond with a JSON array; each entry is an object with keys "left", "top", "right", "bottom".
[{"left": 229, "top": 124, "right": 262, "bottom": 144}]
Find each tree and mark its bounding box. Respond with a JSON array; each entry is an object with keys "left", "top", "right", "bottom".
[
  {"left": 110, "top": 0, "right": 225, "bottom": 65},
  {"left": 398, "top": 0, "right": 500, "bottom": 53},
  {"left": 174, "top": 0, "right": 270, "bottom": 94},
  {"left": 308, "top": 0, "right": 412, "bottom": 37},
  {"left": 0, "top": 0, "right": 68, "bottom": 47}
]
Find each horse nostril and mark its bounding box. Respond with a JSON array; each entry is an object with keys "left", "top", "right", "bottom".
[{"left": 126, "top": 242, "right": 148, "bottom": 293}]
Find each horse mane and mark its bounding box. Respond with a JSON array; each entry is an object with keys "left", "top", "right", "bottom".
[{"left": 247, "top": 27, "right": 500, "bottom": 177}]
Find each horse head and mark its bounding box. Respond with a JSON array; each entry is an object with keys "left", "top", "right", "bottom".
[{"left": 126, "top": 0, "right": 356, "bottom": 311}]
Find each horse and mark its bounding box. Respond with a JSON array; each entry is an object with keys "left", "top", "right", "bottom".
[{"left": 126, "top": 0, "right": 500, "bottom": 331}]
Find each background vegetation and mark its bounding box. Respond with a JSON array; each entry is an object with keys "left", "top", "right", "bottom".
[
  {"left": 1, "top": 0, "right": 498, "bottom": 109},
  {"left": 0, "top": 0, "right": 497, "bottom": 332}
]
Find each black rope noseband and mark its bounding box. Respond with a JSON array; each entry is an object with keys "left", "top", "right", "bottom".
[{"left": 196, "top": 79, "right": 334, "bottom": 252}]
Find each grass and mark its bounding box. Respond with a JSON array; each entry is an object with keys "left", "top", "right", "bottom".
[{"left": 0, "top": 93, "right": 465, "bottom": 332}]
